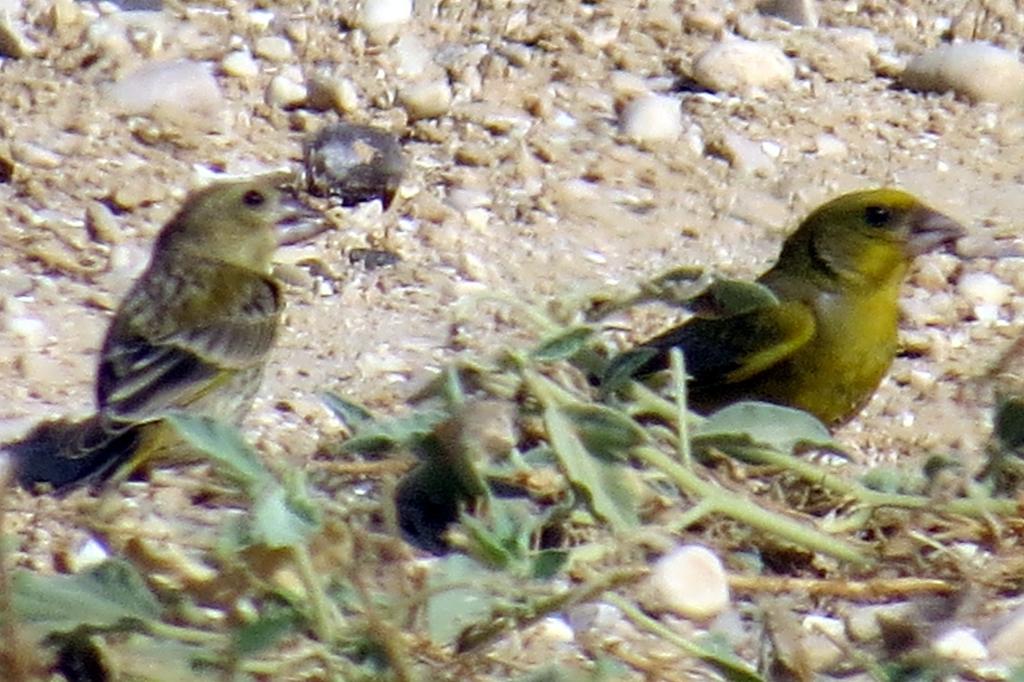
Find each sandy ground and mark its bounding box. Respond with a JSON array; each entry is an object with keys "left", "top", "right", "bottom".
[{"left": 2, "top": 0, "right": 1024, "bottom": 677}]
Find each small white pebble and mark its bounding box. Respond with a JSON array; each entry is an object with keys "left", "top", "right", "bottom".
[
  {"left": 814, "top": 133, "right": 848, "bottom": 158},
  {"left": 6, "top": 316, "right": 47, "bottom": 347},
  {"left": 649, "top": 545, "right": 730, "bottom": 620},
  {"left": 221, "top": 50, "right": 259, "bottom": 78},
  {"left": 567, "top": 602, "right": 625, "bottom": 637},
  {"left": 254, "top": 35, "right": 293, "bottom": 62},
  {"left": 360, "top": 0, "right": 412, "bottom": 41},
  {"left": 620, "top": 94, "right": 682, "bottom": 147},
  {"left": 958, "top": 272, "right": 1012, "bottom": 307},
  {"left": 716, "top": 131, "right": 774, "bottom": 175},
  {"left": 990, "top": 606, "right": 1024, "bottom": 660},
  {"left": 247, "top": 10, "right": 274, "bottom": 31},
  {"left": 266, "top": 75, "right": 307, "bottom": 108},
  {"left": 10, "top": 140, "right": 61, "bottom": 169},
  {"left": 693, "top": 39, "right": 795, "bottom": 93},
  {"left": 901, "top": 42, "right": 1024, "bottom": 104},
  {"left": 108, "top": 60, "right": 224, "bottom": 121},
  {"left": 933, "top": 628, "right": 988, "bottom": 662},
  {"left": 758, "top": 0, "right": 818, "bottom": 26},
  {"left": 71, "top": 538, "right": 111, "bottom": 572},
  {"left": 399, "top": 79, "right": 452, "bottom": 120}
]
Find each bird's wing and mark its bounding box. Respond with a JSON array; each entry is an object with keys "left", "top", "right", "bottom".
[
  {"left": 97, "top": 262, "right": 281, "bottom": 422},
  {"left": 638, "top": 300, "right": 816, "bottom": 387}
]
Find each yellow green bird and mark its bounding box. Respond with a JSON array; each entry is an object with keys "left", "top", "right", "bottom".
[
  {"left": 10, "top": 173, "right": 323, "bottom": 491},
  {"left": 614, "top": 189, "right": 965, "bottom": 426}
]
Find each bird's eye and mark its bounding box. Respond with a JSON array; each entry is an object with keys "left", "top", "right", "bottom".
[
  {"left": 242, "top": 189, "right": 267, "bottom": 207},
  {"left": 863, "top": 205, "right": 892, "bottom": 227}
]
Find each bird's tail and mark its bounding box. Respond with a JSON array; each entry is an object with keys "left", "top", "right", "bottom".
[{"left": 5, "top": 415, "right": 142, "bottom": 493}]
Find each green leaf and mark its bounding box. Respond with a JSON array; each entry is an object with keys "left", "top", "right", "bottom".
[
  {"left": 424, "top": 555, "right": 498, "bottom": 645},
  {"left": 561, "top": 404, "right": 647, "bottom": 460},
  {"left": 11, "top": 560, "right": 161, "bottom": 631},
  {"left": 338, "top": 408, "right": 449, "bottom": 455},
  {"left": 531, "top": 550, "right": 569, "bottom": 580},
  {"left": 544, "top": 406, "right": 638, "bottom": 532},
  {"left": 693, "top": 401, "right": 835, "bottom": 454},
  {"left": 165, "top": 413, "right": 269, "bottom": 490},
  {"left": 231, "top": 608, "right": 302, "bottom": 656},
  {"left": 601, "top": 347, "right": 660, "bottom": 395},
  {"left": 251, "top": 486, "right": 320, "bottom": 549},
  {"left": 321, "top": 392, "right": 376, "bottom": 432},
  {"left": 532, "top": 327, "right": 594, "bottom": 362}
]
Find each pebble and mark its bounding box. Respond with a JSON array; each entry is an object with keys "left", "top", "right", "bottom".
[
  {"left": 399, "top": 79, "right": 453, "bottom": 120},
  {"left": 254, "top": 35, "right": 293, "bottom": 62},
  {"left": 620, "top": 94, "right": 682, "bottom": 147},
  {"left": 108, "top": 59, "right": 224, "bottom": 121},
  {"left": 360, "top": 0, "right": 412, "bottom": 42},
  {"left": 112, "top": 176, "right": 167, "bottom": 210},
  {"left": 813, "top": 133, "right": 848, "bottom": 158},
  {"left": 932, "top": 628, "right": 987, "bottom": 662},
  {"left": 648, "top": 545, "right": 730, "bottom": 620},
  {"left": 989, "top": 606, "right": 1024, "bottom": 660},
  {"left": 712, "top": 131, "right": 775, "bottom": 175},
  {"left": 693, "top": 39, "right": 795, "bottom": 93},
  {"left": 958, "top": 271, "right": 1011, "bottom": 307},
  {"left": 391, "top": 33, "right": 432, "bottom": 78},
  {"left": 0, "top": 8, "right": 36, "bottom": 58},
  {"left": 567, "top": 602, "right": 627, "bottom": 640},
  {"left": 304, "top": 122, "right": 405, "bottom": 207},
  {"left": 901, "top": 42, "right": 1024, "bottom": 105},
  {"left": 801, "top": 615, "right": 846, "bottom": 671},
  {"left": 758, "top": 0, "right": 818, "bottom": 27},
  {"left": 266, "top": 74, "right": 307, "bottom": 108},
  {"left": 68, "top": 537, "right": 110, "bottom": 573},
  {"left": 221, "top": 50, "right": 259, "bottom": 78},
  {"left": 6, "top": 316, "right": 47, "bottom": 347},
  {"left": 9, "top": 140, "right": 61, "bottom": 169}
]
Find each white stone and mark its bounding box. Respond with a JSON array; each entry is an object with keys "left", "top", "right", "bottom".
[
  {"left": 108, "top": 60, "right": 224, "bottom": 120},
  {"left": 391, "top": 33, "right": 431, "bottom": 78},
  {"left": 717, "top": 131, "right": 774, "bottom": 175},
  {"left": 901, "top": 42, "right": 1024, "bottom": 104},
  {"left": 254, "top": 35, "right": 293, "bottom": 62},
  {"left": 814, "top": 133, "right": 848, "bottom": 158},
  {"left": 358, "top": 0, "right": 409, "bottom": 34},
  {"left": 70, "top": 538, "right": 110, "bottom": 572},
  {"left": 621, "top": 94, "right": 682, "bottom": 146},
  {"left": 266, "top": 75, "right": 307, "bottom": 108},
  {"left": 958, "top": 272, "right": 1011, "bottom": 307},
  {"left": 758, "top": 0, "right": 818, "bottom": 27},
  {"left": 693, "top": 39, "right": 795, "bottom": 93},
  {"left": 221, "top": 50, "right": 259, "bottom": 78},
  {"left": 990, "top": 606, "right": 1024, "bottom": 660},
  {"left": 649, "top": 545, "right": 730, "bottom": 620},
  {"left": 933, "top": 628, "right": 987, "bottom": 662},
  {"left": 399, "top": 80, "right": 452, "bottom": 120},
  {"left": 6, "top": 316, "right": 47, "bottom": 347}
]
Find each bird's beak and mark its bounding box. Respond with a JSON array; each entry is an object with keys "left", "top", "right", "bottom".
[
  {"left": 906, "top": 207, "right": 966, "bottom": 256},
  {"left": 276, "top": 192, "right": 328, "bottom": 246}
]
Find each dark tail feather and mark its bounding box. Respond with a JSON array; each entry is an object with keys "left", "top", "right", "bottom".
[{"left": 6, "top": 415, "right": 141, "bottom": 494}]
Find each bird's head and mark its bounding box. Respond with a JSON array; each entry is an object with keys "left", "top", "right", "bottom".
[
  {"left": 155, "top": 173, "right": 323, "bottom": 272},
  {"left": 777, "top": 188, "right": 965, "bottom": 289}
]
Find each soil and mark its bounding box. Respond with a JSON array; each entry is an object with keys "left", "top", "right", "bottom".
[{"left": 1, "top": 0, "right": 1023, "bottom": 679}]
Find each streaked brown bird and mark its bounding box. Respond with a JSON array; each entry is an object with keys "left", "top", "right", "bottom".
[{"left": 9, "top": 173, "right": 322, "bottom": 491}]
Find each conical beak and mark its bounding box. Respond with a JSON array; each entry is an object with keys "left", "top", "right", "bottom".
[
  {"left": 906, "top": 206, "right": 966, "bottom": 256},
  {"left": 276, "top": 192, "right": 328, "bottom": 246}
]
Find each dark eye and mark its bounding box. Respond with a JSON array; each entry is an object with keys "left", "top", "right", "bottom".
[
  {"left": 864, "top": 205, "right": 892, "bottom": 227},
  {"left": 242, "top": 189, "right": 267, "bottom": 207}
]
